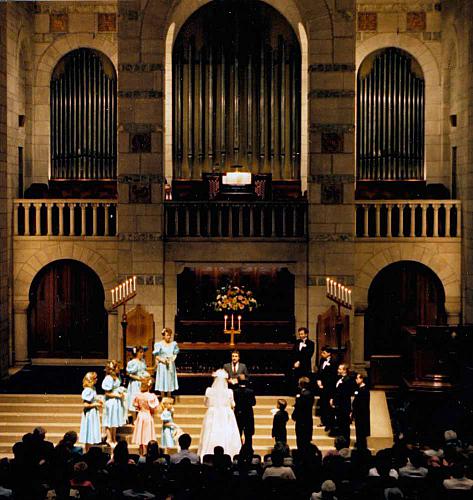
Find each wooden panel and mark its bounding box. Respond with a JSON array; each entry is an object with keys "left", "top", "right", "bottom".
[
  {"left": 126, "top": 305, "right": 155, "bottom": 366},
  {"left": 316, "top": 305, "right": 350, "bottom": 362}
]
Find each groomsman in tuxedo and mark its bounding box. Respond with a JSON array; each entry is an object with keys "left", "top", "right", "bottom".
[
  {"left": 351, "top": 372, "right": 370, "bottom": 449},
  {"left": 292, "top": 376, "right": 315, "bottom": 450},
  {"left": 315, "top": 346, "right": 337, "bottom": 431},
  {"left": 224, "top": 350, "right": 249, "bottom": 387},
  {"left": 292, "top": 327, "right": 315, "bottom": 385},
  {"left": 330, "top": 363, "right": 353, "bottom": 445},
  {"left": 233, "top": 374, "right": 257, "bottom": 448}
]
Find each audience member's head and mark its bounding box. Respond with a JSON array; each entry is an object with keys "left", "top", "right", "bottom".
[
  {"left": 178, "top": 433, "right": 192, "bottom": 451},
  {"left": 270, "top": 449, "right": 284, "bottom": 467},
  {"left": 384, "top": 487, "right": 404, "bottom": 499},
  {"left": 113, "top": 439, "right": 130, "bottom": 466},
  {"left": 334, "top": 436, "right": 348, "bottom": 451},
  {"left": 408, "top": 449, "right": 425, "bottom": 469},
  {"left": 62, "top": 430, "right": 78, "bottom": 447},
  {"left": 72, "top": 462, "right": 89, "bottom": 483},
  {"left": 298, "top": 376, "right": 310, "bottom": 389},
  {"left": 32, "top": 426, "right": 47, "bottom": 441},
  {"left": 320, "top": 480, "right": 337, "bottom": 499},
  {"left": 273, "top": 441, "right": 290, "bottom": 457},
  {"left": 213, "top": 446, "right": 224, "bottom": 457}
]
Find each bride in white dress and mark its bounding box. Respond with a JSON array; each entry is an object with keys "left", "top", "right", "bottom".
[{"left": 198, "top": 368, "right": 242, "bottom": 458}]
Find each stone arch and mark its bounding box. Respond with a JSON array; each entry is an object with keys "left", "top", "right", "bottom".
[
  {"left": 356, "top": 245, "right": 460, "bottom": 314},
  {"left": 31, "top": 35, "right": 117, "bottom": 183},
  {"left": 160, "top": 0, "right": 323, "bottom": 192},
  {"left": 356, "top": 34, "right": 443, "bottom": 184},
  {"left": 14, "top": 243, "right": 116, "bottom": 306}
]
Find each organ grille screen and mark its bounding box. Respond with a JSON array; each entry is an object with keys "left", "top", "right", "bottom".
[
  {"left": 172, "top": 1, "right": 301, "bottom": 180},
  {"left": 357, "top": 48, "right": 425, "bottom": 181},
  {"left": 50, "top": 48, "right": 117, "bottom": 180}
]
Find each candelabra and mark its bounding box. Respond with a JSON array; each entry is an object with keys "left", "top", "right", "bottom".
[
  {"left": 326, "top": 278, "right": 352, "bottom": 353},
  {"left": 111, "top": 276, "right": 137, "bottom": 366},
  {"left": 224, "top": 313, "right": 242, "bottom": 347}
]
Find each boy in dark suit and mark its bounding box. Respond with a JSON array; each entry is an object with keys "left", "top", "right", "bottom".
[
  {"left": 315, "top": 346, "right": 337, "bottom": 431},
  {"left": 272, "top": 399, "right": 289, "bottom": 444},
  {"left": 352, "top": 372, "right": 370, "bottom": 449},
  {"left": 330, "top": 363, "right": 353, "bottom": 445},
  {"left": 292, "top": 377, "right": 314, "bottom": 450}
]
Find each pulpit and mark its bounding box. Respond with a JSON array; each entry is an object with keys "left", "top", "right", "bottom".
[{"left": 316, "top": 305, "right": 350, "bottom": 362}]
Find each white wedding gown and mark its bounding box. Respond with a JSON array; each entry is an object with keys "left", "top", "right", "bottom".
[{"left": 198, "top": 381, "right": 242, "bottom": 458}]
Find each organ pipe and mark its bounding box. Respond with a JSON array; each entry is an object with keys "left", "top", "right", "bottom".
[
  {"left": 172, "top": 31, "right": 301, "bottom": 179},
  {"left": 357, "top": 48, "right": 424, "bottom": 181},
  {"left": 50, "top": 48, "right": 116, "bottom": 180}
]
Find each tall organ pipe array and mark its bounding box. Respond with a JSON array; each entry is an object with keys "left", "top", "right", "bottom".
[
  {"left": 357, "top": 48, "right": 425, "bottom": 181},
  {"left": 50, "top": 48, "right": 117, "bottom": 180},
  {"left": 172, "top": 2, "right": 301, "bottom": 180}
]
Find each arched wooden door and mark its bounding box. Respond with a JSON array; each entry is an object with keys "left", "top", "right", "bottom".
[
  {"left": 365, "top": 261, "right": 446, "bottom": 358},
  {"left": 28, "top": 260, "right": 108, "bottom": 358}
]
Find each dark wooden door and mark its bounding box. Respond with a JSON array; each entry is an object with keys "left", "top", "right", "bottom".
[
  {"left": 365, "top": 261, "right": 446, "bottom": 358},
  {"left": 28, "top": 259, "right": 108, "bottom": 358}
]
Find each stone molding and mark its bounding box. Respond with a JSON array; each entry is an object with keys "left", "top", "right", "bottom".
[
  {"left": 118, "top": 233, "right": 162, "bottom": 241},
  {"left": 310, "top": 233, "right": 354, "bottom": 242},
  {"left": 309, "top": 64, "right": 356, "bottom": 72}
]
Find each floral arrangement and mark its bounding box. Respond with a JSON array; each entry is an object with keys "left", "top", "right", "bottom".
[{"left": 214, "top": 285, "right": 258, "bottom": 312}]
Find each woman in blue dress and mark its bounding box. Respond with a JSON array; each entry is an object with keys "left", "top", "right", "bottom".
[
  {"left": 126, "top": 346, "right": 149, "bottom": 419},
  {"left": 79, "top": 372, "right": 102, "bottom": 452},
  {"left": 153, "top": 328, "right": 179, "bottom": 397},
  {"left": 102, "top": 360, "right": 126, "bottom": 445}
]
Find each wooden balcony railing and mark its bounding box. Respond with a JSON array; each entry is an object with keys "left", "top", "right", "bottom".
[
  {"left": 13, "top": 199, "right": 117, "bottom": 237},
  {"left": 164, "top": 201, "right": 307, "bottom": 238},
  {"left": 355, "top": 200, "right": 461, "bottom": 238}
]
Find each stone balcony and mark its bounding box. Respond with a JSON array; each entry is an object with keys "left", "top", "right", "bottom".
[
  {"left": 163, "top": 200, "right": 308, "bottom": 239},
  {"left": 13, "top": 199, "right": 117, "bottom": 238},
  {"left": 355, "top": 200, "right": 461, "bottom": 239}
]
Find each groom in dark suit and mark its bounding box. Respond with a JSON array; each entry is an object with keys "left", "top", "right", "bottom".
[
  {"left": 233, "top": 374, "right": 256, "bottom": 448},
  {"left": 223, "top": 350, "right": 249, "bottom": 387}
]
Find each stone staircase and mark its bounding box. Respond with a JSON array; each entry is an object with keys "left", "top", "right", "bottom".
[{"left": 0, "top": 393, "right": 391, "bottom": 457}]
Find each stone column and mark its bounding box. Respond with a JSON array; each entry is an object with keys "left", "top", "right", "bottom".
[{"left": 13, "top": 302, "right": 29, "bottom": 365}]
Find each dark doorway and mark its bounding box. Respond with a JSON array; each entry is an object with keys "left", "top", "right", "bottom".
[
  {"left": 28, "top": 259, "right": 108, "bottom": 358},
  {"left": 365, "top": 260, "right": 446, "bottom": 358}
]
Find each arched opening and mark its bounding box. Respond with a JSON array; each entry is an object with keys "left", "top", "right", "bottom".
[
  {"left": 357, "top": 48, "right": 425, "bottom": 182},
  {"left": 172, "top": 0, "right": 301, "bottom": 180},
  {"left": 50, "top": 48, "right": 117, "bottom": 180},
  {"left": 28, "top": 259, "right": 108, "bottom": 358},
  {"left": 365, "top": 261, "right": 446, "bottom": 358}
]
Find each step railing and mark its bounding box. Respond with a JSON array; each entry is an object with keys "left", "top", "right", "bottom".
[
  {"left": 355, "top": 200, "right": 461, "bottom": 238},
  {"left": 164, "top": 201, "right": 307, "bottom": 238},
  {"left": 13, "top": 199, "right": 117, "bottom": 237}
]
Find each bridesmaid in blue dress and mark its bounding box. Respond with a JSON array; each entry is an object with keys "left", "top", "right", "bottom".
[
  {"left": 126, "top": 347, "right": 149, "bottom": 417},
  {"left": 102, "top": 360, "right": 126, "bottom": 445},
  {"left": 153, "top": 328, "right": 179, "bottom": 397},
  {"left": 79, "top": 372, "right": 102, "bottom": 452},
  {"left": 160, "top": 397, "right": 176, "bottom": 449}
]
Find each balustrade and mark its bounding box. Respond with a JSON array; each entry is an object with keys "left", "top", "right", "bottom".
[
  {"left": 356, "top": 200, "right": 461, "bottom": 238},
  {"left": 13, "top": 199, "right": 117, "bottom": 237},
  {"left": 164, "top": 201, "right": 307, "bottom": 238}
]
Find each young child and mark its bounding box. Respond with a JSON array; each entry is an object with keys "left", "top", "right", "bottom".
[
  {"left": 102, "top": 360, "right": 126, "bottom": 446},
  {"left": 126, "top": 346, "right": 150, "bottom": 421},
  {"left": 132, "top": 378, "right": 159, "bottom": 456},
  {"left": 79, "top": 372, "right": 102, "bottom": 452},
  {"left": 160, "top": 397, "right": 178, "bottom": 450},
  {"left": 271, "top": 398, "right": 289, "bottom": 444}
]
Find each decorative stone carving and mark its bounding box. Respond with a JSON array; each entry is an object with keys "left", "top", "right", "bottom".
[
  {"left": 321, "top": 182, "right": 343, "bottom": 204},
  {"left": 321, "top": 132, "right": 344, "bottom": 154},
  {"left": 129, "top": 182, "right": 151, "bottom": 204},
  {"left": 50, "top": 14, "right": 68, "bottom": 32},
  {"left": 358, "top": 12, "right": 377, "bottom": 31},
  {"left": 98, "top": 13, "right": 116, "bottom": 32},
  {"left": 406, "top": 12, "right": 426, "bottom": 31}
]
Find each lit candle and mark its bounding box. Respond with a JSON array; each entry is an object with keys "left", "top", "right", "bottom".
[
  {"left": 238, "top": 315, "right": 241, "bottom": 331},
  {"left": 133, "top": 275, "right": 137, "bottom": 292},
  {"left": 111, "top": 288, "right": 115, "bottom": 304},
  {"left": 342, "top": 287, "right": 346, "bottom": 303},
  {"left": 224, "top": 315, "right": 228, "bottom": 331},
  {"left": 329, "top": 280, "right": 333, "bottom": 295},
  {"left": 231, "top": 314, "right": 234, "bottom": 330},
  {"left": 125, "top": 279, "right": 128, "bottom": 296},
  {"left": 337, "top": 283, "right": 341, "bottom": 300},
  {"left": 326, "top": 277, "right": 330, "bottom": 294},
  {"left": 129, "top": 278, "right": 133, "bottom": 294},
  {"left": 348, "top": 290, "right": 352, "bottom": 305},
  {"left": 119, "top": 284, "right": 123, "bottom": 300}
]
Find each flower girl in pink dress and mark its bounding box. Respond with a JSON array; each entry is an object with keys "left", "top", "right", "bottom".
[{"left": 132, "top": 378, "right": 159, "bottom": 455}]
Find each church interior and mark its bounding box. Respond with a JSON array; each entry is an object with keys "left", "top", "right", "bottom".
[{"left": 0, "top": 0, "right": 473, "bottom": 498}]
